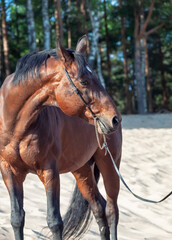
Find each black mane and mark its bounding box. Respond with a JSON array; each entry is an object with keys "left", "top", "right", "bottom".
[
  {"left": 13, "top": 48, "right": 90, "bottom": 84},
  {"left": 13, "top": 49, "right": 57, "bottom": 84}
]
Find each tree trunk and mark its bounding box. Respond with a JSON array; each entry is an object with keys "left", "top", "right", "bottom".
[
  {"left": 88, "top": 9, "right": 99, "bottom": 67},
  {"left": 80, "top": 0, "right": 87, "bottom": 34},
  {"left": 140, "top": 9, "right": 147, "bottom": 113},
  {"left": 144, "top": 37, "right": 153, "bottom": 112},
  {"left": 119, "top": 0, "right": 132, "bottom": 114},
  {"left": 67, "top": 0, "right": 71, "bottom": 48},
  {"left": 76, "top": 0, "right": 88, "bottom": 52},
  {"left": 54, "top": 0, "right": 63, "bottom": 45},
  {"left": 133, "top": 2, "right": 155, "bottom": 114},
  {"left": 134, "top": 1, "right": 166, "bottom": 113},
  {"left": 42, "top": 0, "right": 50, "bottom": 50},
  {"left": 76, "top": 0, "right": 88, "bottom": 35},
  {"left": 135, "top": 38, "right": 144, "bottom": 114},
  {"left": 79, "top": 0, "right": 86, "bottom": 17},
  {"left": 103, "top": 0, "right": 111, "bottom": 87},
  {"left": 0, "top": 13, "right": 3, "bottom": 83},
  {"left": 1, "top": 0, "right": 10, "bottom": 76},
  {"left": 14, "top": 0, "right": 20, "bottom": 57},
  {"left": 97, "top": 46, "right": 106, "bottom": 88},
  {"left": 134, "top": 5, "right": 148, "bottom": 114},
  {"left": 158, "top": 36, "right": 168, "bottom": 109},
  {"left": 87, "top": 1, "right": 106, "bottom": 88},
  {"left": 134, "top": 35, "right": 147, "bottom": 114},
  {"left": 26, "top": 0, "right": 37, "bottom": 52}
]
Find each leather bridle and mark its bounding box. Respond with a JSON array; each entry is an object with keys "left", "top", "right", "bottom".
[{"left": 64, "top": 67, "right": 97, "bottom": 119}]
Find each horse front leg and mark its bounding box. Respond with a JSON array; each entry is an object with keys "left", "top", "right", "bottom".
[
  {"left": 73, "top": 163, "right": 110, "bottom": 240},
  {"left": 38, "top": 168, "right": 63, "bottom": 240},
  {"left": 0, "top": 160, "right": 25, "bottom": 240},
  {"left": 105, "top": 196, "right": 119, "bottom": 240},
  {"left": 95, "top": 151, "right": 121, "bottom": 240}
]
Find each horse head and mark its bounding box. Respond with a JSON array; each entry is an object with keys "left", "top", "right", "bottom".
[{"left": 53, "top": 36, "right": 121, "bottom": 135}]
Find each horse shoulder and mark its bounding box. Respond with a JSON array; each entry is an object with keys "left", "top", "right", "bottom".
[{"left": 18, "top": 107, "right": 62, "bottom": 170}]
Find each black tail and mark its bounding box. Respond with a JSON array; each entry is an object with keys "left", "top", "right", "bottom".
[{"left": 62, "top": 164, "right": 100, "bottom": 240}]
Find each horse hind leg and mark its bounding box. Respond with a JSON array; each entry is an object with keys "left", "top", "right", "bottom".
[
  {"left": 38, "top": 167, "right": 63, "bottom": 240},
  {"left": 0, "top": 161, "right": 25, "bottom": 240},
  {"left": 72, "top": 163, "right": 110, "bottom": 240}
]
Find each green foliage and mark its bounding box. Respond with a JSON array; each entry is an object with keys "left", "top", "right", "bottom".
[{"left": 1, "top": 0, "right": 172, "bottom": 112}]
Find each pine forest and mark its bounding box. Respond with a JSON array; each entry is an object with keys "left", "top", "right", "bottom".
[{"left": 0, "top": 0, "right": 172, "bottom": 114}]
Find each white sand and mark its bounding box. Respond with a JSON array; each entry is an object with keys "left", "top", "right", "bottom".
[{"left": 0, "top": 114, "right": 172, "bottom": 240}]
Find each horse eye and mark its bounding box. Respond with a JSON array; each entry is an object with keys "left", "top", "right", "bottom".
[{"left": 80, "top": 80, "right": 89, "bottom": 86}]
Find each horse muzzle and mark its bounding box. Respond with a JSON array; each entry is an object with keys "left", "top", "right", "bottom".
[{"left": 96, "top": 115, "right": 121, "bottom": 135}]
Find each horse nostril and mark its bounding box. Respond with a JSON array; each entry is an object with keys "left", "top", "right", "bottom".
[{"left": 112, "top": 115, "right": 119, "bottom": 127}]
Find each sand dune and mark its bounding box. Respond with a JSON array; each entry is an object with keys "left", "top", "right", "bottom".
[{"left": 0, "top": 114, "right": 172, "bottom": 239}]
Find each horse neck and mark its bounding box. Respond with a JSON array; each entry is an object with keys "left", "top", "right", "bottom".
[{"left": 0, "top": 69, "right": 60, "bottom": 139}]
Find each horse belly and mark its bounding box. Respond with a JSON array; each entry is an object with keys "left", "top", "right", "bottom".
[{"left": 58, "top": 131, "right": 98, "bottom": 173}]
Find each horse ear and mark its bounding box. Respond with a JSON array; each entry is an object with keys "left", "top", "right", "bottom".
[
  {"left": 76, "top": 35, "right": 88, "bottom": 54},
  {"left": 57, "top": 39, "right": 72, "bottom": 63}
]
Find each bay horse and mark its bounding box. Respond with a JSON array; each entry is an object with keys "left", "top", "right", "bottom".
[{"left": 0, "top": 36, "right": 122, "bottom": 240}]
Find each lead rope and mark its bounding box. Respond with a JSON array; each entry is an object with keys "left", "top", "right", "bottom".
[
  {"left": 94, "top": 118, "right": 107, "bottom": 154},
  {"left": 94, "top": 119, "right": 172, "bottom": 204},
  {"left": 63, "top": 66, "right": 172, "bottom": 203}
]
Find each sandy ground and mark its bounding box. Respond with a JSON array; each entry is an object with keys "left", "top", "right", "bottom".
[{"left": 0, "top": 114, "right": 172, "bottom": 240}]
